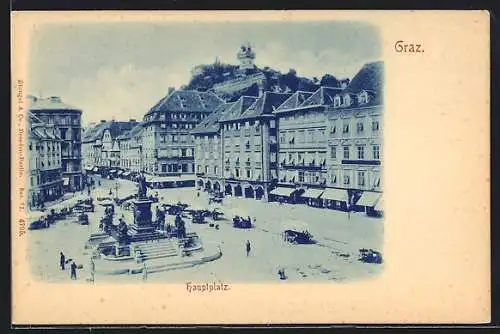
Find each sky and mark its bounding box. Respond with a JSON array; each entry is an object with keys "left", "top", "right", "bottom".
[{"left": 28, "top": 21, "right": 381, "bottom": 125}]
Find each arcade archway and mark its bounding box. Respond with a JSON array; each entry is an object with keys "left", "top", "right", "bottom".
[
  {"left": 244, "top": 186, "right": 255, "bottom": 198},
  {"left": 234, "top": 184, "right": 243, "bottom": 197},
  {"left": 255, "top": 186, "right": 264, "bottom": 200},
  {"left": 213, "top": 181, "right": 221, "bottom": 193},
  {"left": 225, "top": 184, "right": 233, "bottom": 195}
]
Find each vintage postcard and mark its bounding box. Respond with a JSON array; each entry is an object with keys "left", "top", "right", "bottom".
[{"left": 11, "top": 11, "right": 490, "bottom": 325}]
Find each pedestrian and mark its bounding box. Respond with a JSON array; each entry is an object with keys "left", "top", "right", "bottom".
[
  {"left": 142, "top": 262, "right": 148, "bottom": 281},
  {"left": 89, "top": 258, "right": 95, "bottom": 283},
  {"left": 70, "top": 261, "right": 77, "bottom": 280},
  {"left": 246, "top": 240, "right": 251, "bottom": 257},
  {"left": 197, "top": 191, "right": 200, "bottom": 198},
  {"left": 59, "top": 252, "right": 66, "bottom": 270}
]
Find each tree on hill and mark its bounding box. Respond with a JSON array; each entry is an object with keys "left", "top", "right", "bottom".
[{"left": 320, "top": 74, "right": 340, "bottom": 87}]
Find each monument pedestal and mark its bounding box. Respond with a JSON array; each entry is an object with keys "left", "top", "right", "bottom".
[{"left": 128, "top": 198, "right": 159, "bottom": 242}]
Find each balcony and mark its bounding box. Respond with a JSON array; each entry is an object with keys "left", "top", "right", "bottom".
[{"left": 341, "top": 159, "right": 381, "bottom": 166}]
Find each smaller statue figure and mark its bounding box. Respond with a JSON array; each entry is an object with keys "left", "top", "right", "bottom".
[
  {"left": 137, "top": 172, "right": 148, "bottom": 199},
  {"left": 117, "top": 218, "right": 129, "bottom": 245},
  {"left": 135, "top": 208, "right": 142, "bottom": 225}
]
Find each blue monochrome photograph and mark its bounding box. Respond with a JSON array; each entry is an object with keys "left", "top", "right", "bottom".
[{"left": 25, "top": 20, "right": 384, "bottom": 283}]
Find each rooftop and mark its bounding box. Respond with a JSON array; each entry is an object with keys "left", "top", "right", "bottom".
[
  {"left": 82, "top": 120, "right": 139, "bottom": 143},
  {"left": 219, "top": 96, "right": 258, "bottom": 122},
  {"left": 238, "top": 92, "right": 293, "bottom": 120},
  {"left": 27, "top": 96, "right": 82, "bottom": 113},
  {"left": 191, "top": 102, "right": 235, "bottom": 135},
  {"left": 145, "top": 90, "right": 224, "bottom": 116}
]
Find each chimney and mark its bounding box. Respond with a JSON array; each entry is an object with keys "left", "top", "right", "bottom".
[
  {"left": 100, "top": 120, "right": 106, "bottom": 123},
  {"left": 130, "top": 119, "right": 136, "bottom": 123},
  {"left": 168, "top": 87, "right": 175, "bottom": 95},
  {"left": 49, "top": 96, "right": 61, "bottom": 103}
]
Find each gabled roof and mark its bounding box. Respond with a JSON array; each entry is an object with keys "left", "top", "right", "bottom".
[
  {"left": 238, "top": 92, "right": 293, "bottom": 120},
  {"left": 298, "top": 86, "right": 343, "bottom": 108},
  {"left": 343, "top": 61, "right": 384, "bottom": 96},
  {"left": 82, "top": 121, "right": 138, "bottom": 143},
  {"left": 28, "top": 96, "right": 81, "bottom": 113},
  {"left": 332, "top": 61, "right": 384, "bottom": 111},
  {"left": 145, "top": 90, "right": 224, "bottom": 115},
  {"left": 219, "top": 96, "right": 258, "bottom": 122},
  {"left": 191, "top": 102, "right": 235, "bottom": 135},
  {"left": 128, "top": 123, "right": 144, "bottom": 138},
  {"left": 274, "top": 91, "right": 314, "bottom": 112}
]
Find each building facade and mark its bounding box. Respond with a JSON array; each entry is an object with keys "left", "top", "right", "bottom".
[
  {"left": 82, "top": 119, "right": 138, "bottom": 173},
  {"left": 117, "top": 123, "right": 144, "bottom": 173},
  {"left": 28, "top": 96, "right": 83, "bottom": 191},
  {"left": 273, "top": 87, "right": 342, "bottom": 204},
  {"left": 141, "top": 89, "right": 223, "bottom": 176},
  {"left": 194, "top": 92, "right": 292, "bottom": 201},
  {"left": 325, "top": 61, "right": 384, "bottom": 212},
  {"left": 27, "top": 112, "right": 64, "bottom": 208}
]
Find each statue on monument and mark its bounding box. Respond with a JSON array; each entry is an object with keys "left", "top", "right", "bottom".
[
  {"left": 117, "top": 218, "right": 129, "bottom": 245},
  {"left": 137, "top": 171, "right": 148, "bottom": 199}
]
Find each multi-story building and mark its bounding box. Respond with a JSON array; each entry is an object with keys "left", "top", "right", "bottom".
[
  {"left": 27, "top": 112, "right": 64, "bottom": 208},
  {"left": 117, "top": 123, "right": 144, "bottom": 174},
  {"left": 192, "top": 103, "right": 235, "bottom": 191},
  {"left": 272, "top": 87, "right": 342, "bottom": 205},
  {"left": 141, "top": 88, "right": 223, "bottom": 176},
  {"left": 194, "top": 92, "right": 291, "bottom": 201},
  {"left": 28, "top": 96, "right": 83, "bottom": 191},
  {"left": 82, "top": 119, "right": 138, "bottom": 173},
  {"left": 325, "top": 61, "right": 384, "bottom": 213}
]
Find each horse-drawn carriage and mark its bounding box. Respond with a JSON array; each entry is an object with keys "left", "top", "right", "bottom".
[
  {"left": 77, "top": 212, "right": 89, "bottom": 225},
  {"left": 232, "top": 215, "right": 252, "bottom": 229},
  {"left": 358, "top": 249, "right": 383, "bottom": 264},
  {"left": 164, "top": 202, "right": 189, "bottom": 216},
  {"left": 282, "top": 221, "right": 314, "bottom": 244},
  {"left": 28, "top": 211, "right": 49, "bottom": 230},
  {"left": 208, "top": 193, "right": 224, "bottom": 205}
]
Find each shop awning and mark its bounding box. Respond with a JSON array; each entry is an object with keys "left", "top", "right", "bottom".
[
  {"left": 109, "top": 169, "right": 117, "bottom": 173},
  {"left": 322, "top": 188, "right": 348, "bottom": 202},
  {"left": 269, "top": 187, "right": 296, "bottom": 197},
  {"left": 63, "top": 177, "right": 70, "bottom": 186},
  {"left": 375, "top": 196, "right": 384, "bottom": 211},
  {"left": 92, "top": 167, "right": 99, "bottom": 172},
  {"left": 356, "top": 191, "right": 382, "bottom": 207},
  {"left": 117, "top": 170, "right": 123, "bottom": 175},
  {"left": 301, "top": 188, "right": 324, "bottom": 199},
  {"left": 122, "top": 171, "right": 131, "bottom": 176}
]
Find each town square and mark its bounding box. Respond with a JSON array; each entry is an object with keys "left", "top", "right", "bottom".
[{"left": 25, "top": 21, "right": 384, "bottom": 283}]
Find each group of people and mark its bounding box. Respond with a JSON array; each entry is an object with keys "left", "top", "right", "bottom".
[{"left": 59, "top": 251, "right": 79, "bottom": 280}]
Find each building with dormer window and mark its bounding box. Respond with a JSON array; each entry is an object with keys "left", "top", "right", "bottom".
[
  {"left": 141, "top": 88, "right": 224, "bottom": 176},
  {"left": 326, "top": 61, "right": 384, "bottom": 214}
]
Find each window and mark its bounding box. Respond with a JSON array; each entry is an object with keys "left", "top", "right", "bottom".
[
  {"left": 214, "top": 166, "right": 218, "bottom": 175},
  {"left": 358, "top": 91, "right": 369, "bottom": 104},
  {"left": 279, "top": 132, "right": 286, "bottom": 144},
  {"left": 357, "top": 146, "right": 365, "bottom": 160},
  {"left": 298, "top": 171, "right": 305, "bottom": 182},
  {"left": 356, "top": 122, "right": 364, "bottom": 133},
  {"left": 246, "top": 169, "right": 251, "bottom": 178},
  {"left": 197, "top": 165, "right": 202, "bottom": 173},
  {"left": 298, "top": 131, "right": 305, "bottom": 143},
  {"left": 205, "top": 165, "right": 209, "bottom": 174},
  {"left": 181, "top": 149, "right": 187, "bottom": 157},
  {"left": 172, "top": 123, "right": 177, "bottom": 129},
  {"left": 330, "top": 146, "right": 337, "bottom": 159},
  {"left": 344, "top": 94, "right": 351, "bottom": 106},
  {"left": 343, "top": 123, "right": 349, "bottom": 133},
  {"left": 358, "top": 171, "right": 365, "bottom": 186},
  {"left": 161, "top": 164, "right": 167, "bottom": 172},
  {"left": 331, "top": 173, "right": 337, "bottom": 184},
  {"left": 180, "top": 135, "right": 187, "bottom": 143},
  {"left": 373, "top": 145, "right": 380, "bottom": 160},
  {"left": 235, "top": 168, "right": 240, "bottom": 178},
  {"left": 270, "top": 120, "right": 276, "bottom": 129},
  {"left": 344, "top": 175, "right": 350, "bottom": 185},
  {"left": 372, "top": 121, "right": 380, "bottom": 132},
  {"left": 182, "top": 164, "right": 188, "bottom": 173},
  {"left": 343, "top": 146, "right": 350, "bottom": 159},
  {"left": 334, "top": 96, "right": 341, "bottom": 107}
]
